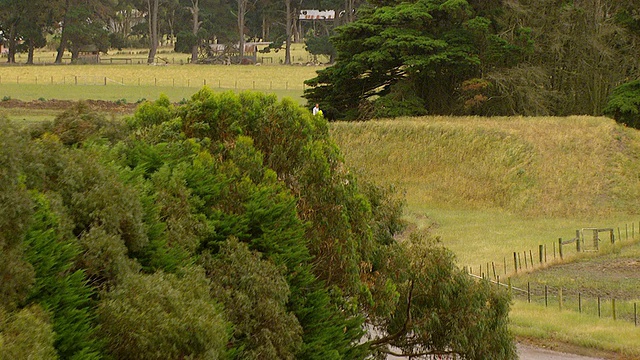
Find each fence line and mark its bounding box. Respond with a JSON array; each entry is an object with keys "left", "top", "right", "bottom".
[
  {"left": 467, "top": 221, "right": 640, "bottom": 327},
  {"left": 0, "top": 74, "right": 307, "bottom": 91},
  {"left": 466, "top": 222, "right": 638, "bottom": 281}
]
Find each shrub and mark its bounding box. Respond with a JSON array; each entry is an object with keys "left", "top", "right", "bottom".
[
  {"left": 98, "top": 267, "right": 229, "bottom": 360},
  {"left": 0, "top": 305, "right": 58, "bottom": 360},
  {"left": 604, "top": 80, "right": 640, "bottom": 128}
]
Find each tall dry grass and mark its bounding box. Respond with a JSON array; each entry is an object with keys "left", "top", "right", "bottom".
[{"left": 331, "top": 115, "right": 640, "bottom": 218}]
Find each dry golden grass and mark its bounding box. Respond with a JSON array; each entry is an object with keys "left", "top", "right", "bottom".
[{"left": 331, "top": 115, "right": 640, "bottom": 218}]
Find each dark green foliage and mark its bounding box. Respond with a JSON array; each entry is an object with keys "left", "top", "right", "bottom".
[
  {"left": 0, "top": 88, "right": 516, "bottom": 359},
  {"left": 205, "top": 238, "right": 303, "bottom": 360},
  {"left": 97, "top": 267, "right": 229, "bottom": 360},
  {"left": 604, "top": 80, "right": 640, "bottom": 128},
  {"left": 126, "top": 89, "right": 369, "bottom": 358},
  {"left": 0, "top": 120, "right": 35, "bottom": 310},
  {"left": 175, "top": 30, "right": 197, "bottom": 54},
  {"left": 304, "top": 30, "right": 337, "bottom": 63},
  {"left": 56, "top": 150, "right": 148, "bottom": 253},
  {"left": 0, "top": 305, "right": 58, "bottom": 360},
  {"left": 304, "top": 0, "right": 529, "bottom": 120},
  {"left": 23, "top": 193, "right": 105, "bottom": 360}
]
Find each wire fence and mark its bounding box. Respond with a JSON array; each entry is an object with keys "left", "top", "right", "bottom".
[
  {"left": 0, "top": 74, "right": 308, "bottom": 91},
  {"left": 466, "top": 221, "right": 640, "bottom": 327}
]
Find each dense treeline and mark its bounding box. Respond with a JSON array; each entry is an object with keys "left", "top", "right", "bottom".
[
  {"left": 0, "top": 90, "right": 515, "bottom": 359},
  {"left": 3, "top": 0, "right": 640, "bottom": 119},
  {"left": 304, "top": 0, "right": 640, "bottom": 120}
]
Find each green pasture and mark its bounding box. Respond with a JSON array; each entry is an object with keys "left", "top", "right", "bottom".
[
  {"left": 0, "top": 83, "right": 306, "bottom": 105},
  {"left": 0, "top": 107, "right": 64, "bottom": 124},
  {"left": 0, "top": 62, "right": 321, "bottom": 105},
  {"left": 510, "top": 300, "right": 640, "bottom": 358}
]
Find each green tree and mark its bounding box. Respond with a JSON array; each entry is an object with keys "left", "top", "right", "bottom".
[
  {"left": 204, "top": 238, "right": 303, "bottom": 360},
  {"left": 23, "top": 193, "right": 105, "bottom": 359},
  {"left": 604, "top": 80, "right": 640, "bottom": 129},
  {"left": 304, "top": 0, "right": 500, "bottom": 120},
  {"left": 97, "top": 267, "right": 229, "bottom": 360},
  {"left": 113, "top": 88, "right": 516, "bottom": 359},
  {"left": 0, "top": 305, "right": 58, "bottom": 360},
  {"left": 54, "top": 0, "right": 115, "bottom": 63},
  {"left": 0, "top": 120, "right": 35, "bottom": 310},
  {"left": 495, "top": 0, "right": 640, "bottom": 116},
  {"left": 366, "top": 232, "right": 516, "bottom": 359}
]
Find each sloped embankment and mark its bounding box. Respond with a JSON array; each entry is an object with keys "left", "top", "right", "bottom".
[{"left": 330, "top": 115, "right": 640, "bottom": 217}]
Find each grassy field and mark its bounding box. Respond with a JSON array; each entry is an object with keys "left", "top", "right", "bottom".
[
  {"left": 330, "top": 115, "right": 640, "bottom": 358},
  {"left": 0, "top": 47, "right": 322, "bottom": 105}
]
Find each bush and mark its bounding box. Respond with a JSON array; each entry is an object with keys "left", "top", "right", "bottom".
[
  {"left": 98, "top": 267, "right": 229, "bottom": 360},
  {"left": 0, "top": 305, "right": 58, "bottom": 360},
  {"left": 604, "top": 80, "right": 640, "bottom": 128}
]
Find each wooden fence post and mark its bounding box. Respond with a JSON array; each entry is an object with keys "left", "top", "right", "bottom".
[
  {"left": 558, "top": 238, "right": 563, "bottom": 260},
  {"left": 529, "top": 250, "right": 534, "bottom": 267},
  {"left": 545, "top": 285, "right": 548, "bottom": 307},
  {"left": 513, "top": 252, "right": 518, "bottom": 273},
  {"left": 576, "top": 230, "right": 581, "bottom": 252},
  {"left": 579, "top": 293, "right": 582, "bottom": 313},
  {"left": 518, "top": 252, "right": 522, "bottom": 270},
  {"left": 539, "top": 245, "right": 543, "bottom": 264},
  {"left": 504, "top": 257, "right": 507, "bottom": 275}
]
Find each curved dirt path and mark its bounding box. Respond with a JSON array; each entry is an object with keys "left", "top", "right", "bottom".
[
  {"left": 517, "top": 343, "right": 606, "bottom": 360},
  {"left": 384, "top": 343, "right": 606, "bottom": 359}
]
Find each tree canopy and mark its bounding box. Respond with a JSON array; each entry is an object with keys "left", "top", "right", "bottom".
[
  {"left": 0, "top": 91, "right": 516, "bottom": 359},
  {"left": 304, "top": 0, "right": 640, "bottom": 120}
]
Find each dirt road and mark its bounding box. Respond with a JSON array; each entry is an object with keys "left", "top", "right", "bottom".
[
  {"left": 517, "top": 343, "right": 606, "bottom": 360},
  {"left": 384, "top": 344, "right": 606, "bottom": 359}
]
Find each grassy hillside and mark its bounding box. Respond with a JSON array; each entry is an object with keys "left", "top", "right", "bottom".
[
  {"left": 331, "top": 115, "right": 640, "bottom": 217},
  {"left": 330, "top": 115, "right": 640, "bottom": 358},
  {"left": 331, "top": 116, "right": 640, "bottom": 263}
]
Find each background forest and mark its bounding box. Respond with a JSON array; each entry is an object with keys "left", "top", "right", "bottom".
[{"left": 3, "top": 0, "right": 640, "bottom": 120}]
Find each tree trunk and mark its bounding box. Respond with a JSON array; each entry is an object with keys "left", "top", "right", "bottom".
[
  {"left": 238, "top": 0, "right": 246, "bottom": 59},
  {"left": 284, "top": 0, "right": 291, "bottom": 64},
  {"left": 27, "top": 40, "right": 35, "bottom": 64},
  {"left": 147, "top": 0, "right": 159, "bottom": 64},
  {"left": 7, "top": 23, "right": 16, "bottom": 64},
  {"left": 55, "top": 0, "right": 71, "bottom": 64},
  {"left": 190, "top": 0, "right": 200, "bottom": 64}
]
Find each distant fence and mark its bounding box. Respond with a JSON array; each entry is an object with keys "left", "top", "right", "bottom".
[
  {"left": 465, "top": 222, "right": 638, "bottom": 279},
  {"left": 471, "top": 273, "right": 639, "bottom": 327},
  {"left": 0, "top": 74, "right": 307, "bottom": 91},
  {"left": 467, "top": 221, "right": 640, "bottom": 327}
]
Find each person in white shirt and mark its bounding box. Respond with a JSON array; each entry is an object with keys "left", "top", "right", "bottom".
[{"left": 313, "top": 103, "right": 320, "bottom": 115}]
